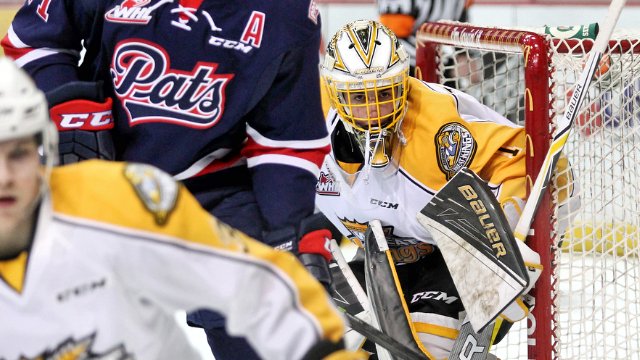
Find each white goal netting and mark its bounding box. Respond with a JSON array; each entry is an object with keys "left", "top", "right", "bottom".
[{"left": 417, "top": 22, "right": 640, "bottom": 359}]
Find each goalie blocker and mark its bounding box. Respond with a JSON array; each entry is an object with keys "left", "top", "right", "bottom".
[{"left": 417, "top": 168, "right": 541, "bottom": 333}]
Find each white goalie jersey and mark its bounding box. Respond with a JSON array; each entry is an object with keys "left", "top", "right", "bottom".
[
  {"left": 0, "top": 161, "right": 345, "bottom": 360},
  {"left": 317, "top": 79, "right": 531, "bottom": 264}
]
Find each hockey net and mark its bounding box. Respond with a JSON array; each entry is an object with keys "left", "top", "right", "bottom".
[{"left": 416, "top": 22, "right": 640, "bottom": 360}]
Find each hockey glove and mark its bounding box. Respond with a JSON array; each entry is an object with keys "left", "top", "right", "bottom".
[
  {"left": 266, "top": 213, "right": 340, "bottom": 291},
  {"left": 46, "top": 81, "right": 115, "bottom": 164}
]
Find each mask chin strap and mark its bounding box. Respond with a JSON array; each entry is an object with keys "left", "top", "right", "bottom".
[{"left": 362, "top": 130, "right": 384, "bottom": 183}]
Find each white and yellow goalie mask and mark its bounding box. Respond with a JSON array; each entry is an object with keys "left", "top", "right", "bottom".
[{"left": 321, "top": 20, "right": 410, "bottom": 179}]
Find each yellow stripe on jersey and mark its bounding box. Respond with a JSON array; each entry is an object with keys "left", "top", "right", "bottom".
[
  {"left": 413, "top": 321, "right": 459, "bottom": 340},
  {"left": 50, "top": 160, "right": 345, "bottom": 343},
  {"left": 0, "top": 251, "right": 28, "bottom": 293}
]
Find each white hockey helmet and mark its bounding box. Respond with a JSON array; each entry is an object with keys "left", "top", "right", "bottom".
[
  {"left": 0, "top": 57, "right": 57, "bottom": 166},
  {"left": 321, "top": 20, "right": 409, "bottom": 174},
  {"left": 321, "top": 19, "right": 409, "bottom": 134}
]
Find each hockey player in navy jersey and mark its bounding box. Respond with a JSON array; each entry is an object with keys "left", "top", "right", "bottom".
[
  {"left": 2, "top": 1, "right": 331, "bottom": 358},
  {"left": 0, "top": 57, "right": 365, "bottom": 360}
]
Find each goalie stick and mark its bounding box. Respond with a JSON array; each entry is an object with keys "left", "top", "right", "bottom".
[
  {"left": 363, "top": 220, "right": 431, "bottom": 359},
  {"left": 513, "top": 0, "right": 627, "bottom": 243},
  {"left": 344, "top": 312, "right": 426, "bottom": 360},
  {"left": 329, "top": 240, "right": 417, "bottom": 359}
]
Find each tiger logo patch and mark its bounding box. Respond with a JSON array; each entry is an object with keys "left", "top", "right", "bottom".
[{"left": 435, "top": 122, "right": 476, "bottom": 180}]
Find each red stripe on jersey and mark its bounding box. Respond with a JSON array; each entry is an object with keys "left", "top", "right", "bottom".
[
  {"left": 192, "top": 152, "right": 244, "bottom": 178},
  {"left": 241, "top": 138, "right": 330, "bottom": 168},
  {"left": 0, "top": 36, "right": 32, "bottom": 61}
]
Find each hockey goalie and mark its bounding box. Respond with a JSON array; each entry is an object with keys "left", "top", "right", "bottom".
[{"left": 315, "top": 19, "right": 579, "bottom": 359}]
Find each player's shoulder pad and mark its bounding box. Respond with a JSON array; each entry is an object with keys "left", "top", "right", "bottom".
[{"left": 50, "top": 160, "right": 185, "bottom": 228}]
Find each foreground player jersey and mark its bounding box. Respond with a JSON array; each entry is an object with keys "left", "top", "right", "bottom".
[
  {"left": 0, "top": 161, "right": 344, "bottom": 360},
  {"left": 316, "top": 78, "right": 527, "bottom": 265},
  {"left": 2, "top": 0, "right": 328, "bottom": 231}
]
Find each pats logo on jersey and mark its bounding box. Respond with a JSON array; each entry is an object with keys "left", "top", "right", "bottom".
[
  {"left": 111, "top": 41, "right": 234, "bottom": 129},
  {"left": 124, "top": 163, "right": 179, "bottom": 225},
  {"left": 24, "top": 333, "right": 132, "bottom": 359},
  {"left": 105, "top": 0, "right": 160, "bottom": 24},
  {"left": 317, "top": 170, "right": 340, "bottom": 196},
  {"left": 435, "top": 122, "right": 476, "bottom": 180}
]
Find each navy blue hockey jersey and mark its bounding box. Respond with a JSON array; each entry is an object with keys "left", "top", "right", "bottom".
[{"left": 2, "top": 0, "right": 328, "bottom": 233}]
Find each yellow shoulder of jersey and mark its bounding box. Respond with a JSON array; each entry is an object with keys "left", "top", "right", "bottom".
[
  {"left": 399, "top": 78, "right": 526, "bottom": 195},
  {"left": 49, "top": 160, "right": 222, "bottom": 247},
  {"left": 399, "top": 78, "right": 466, "bottom": 189}
]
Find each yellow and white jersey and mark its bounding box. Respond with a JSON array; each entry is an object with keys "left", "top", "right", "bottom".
[
  {"left": 0, "top": 161, "right": 344, "bottom": 360},
  {"left": 317, "top": 77, "right": 527, "bottom": 264}
]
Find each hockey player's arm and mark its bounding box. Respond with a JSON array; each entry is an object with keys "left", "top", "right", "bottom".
[
  {"left": 242, "top": 41, "right": 330, "bottom": 235},
  {"left": 240, "top": 11, "right": 334, "bottom": 287},
  {"left": 1, "top": 0, "right": 99, "bottom": 89},
  {"left": 109, "top": 167, "right": 353, "bottom": 360}
]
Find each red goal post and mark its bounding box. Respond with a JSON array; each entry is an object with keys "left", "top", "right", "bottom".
[{"left": 416, "top": 21, "right": 640, "bottom": 359}]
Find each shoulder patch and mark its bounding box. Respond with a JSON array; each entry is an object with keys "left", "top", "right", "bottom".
[
  {"left": 435, "top": 122, "right": 477, "bottom": 180},
  {"left": 308, "top": 0, "right": 319, "bottom": 24},
  {"left": 123, "top": 163, "right": 179, "bottom": 225}
]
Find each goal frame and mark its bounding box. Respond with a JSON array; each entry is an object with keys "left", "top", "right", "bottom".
[{"left": 416, "top": 21, "right": 640, "bottom": 360}]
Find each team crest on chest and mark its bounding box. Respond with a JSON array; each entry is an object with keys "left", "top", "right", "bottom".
[
  {"left": 435, "top": 122, "right": 476, "bottom": 180},
  {"left": 124, "top": 163, "right": 179, "bottom": 225},
  {"left": 25, "top": 333, "right": 132, "bottom": 360},
  {"left": 111, "top": 40, "right": 234, "bottom": 129}
]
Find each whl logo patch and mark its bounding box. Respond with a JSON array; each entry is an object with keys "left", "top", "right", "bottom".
[
  {"left": 105, "top": 0, "right": 164, "bottom": 24},
  {"left": 316, "top": 171, "right": 340, "bottom": 196},
  {"left": 111, "top": 40, "right": 234, "bottom": 129}
]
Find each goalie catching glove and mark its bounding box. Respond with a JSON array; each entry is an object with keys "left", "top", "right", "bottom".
[
  {"left": 266, "top": 213, "right": 340, "bottom": 291},
  {"left": 46, "top": 81, "right": 115, "bottom": 164}
]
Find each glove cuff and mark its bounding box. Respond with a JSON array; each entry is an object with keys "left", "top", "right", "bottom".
[{"left": 299, "top": 229, "right": 332, "bottom": 262}]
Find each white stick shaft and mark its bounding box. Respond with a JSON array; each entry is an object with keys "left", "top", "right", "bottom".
[
  {"left": 330, "top": 240, "right": 370, "bottom": 310},
  {"left": 514, "top": 0, "right": 627, "bottom": 242}
]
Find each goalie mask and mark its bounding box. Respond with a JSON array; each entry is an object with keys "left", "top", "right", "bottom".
[
  {"left": 0, "top": 57, "right": 58, "bottom": 183},
  {"left": 321, "top": 20, "right": 410, "bottom": 181}
]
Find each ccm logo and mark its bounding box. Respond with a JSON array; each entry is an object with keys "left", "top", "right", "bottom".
[
  {"left": 57, "top": 111, "right": 114, "bottom": 130},
  {"left": 50, "top": 98, "right": 115, "bottom": 131}
]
